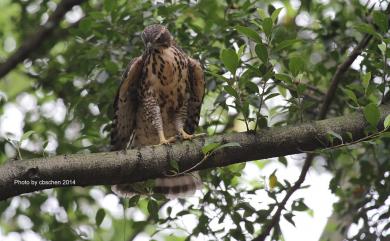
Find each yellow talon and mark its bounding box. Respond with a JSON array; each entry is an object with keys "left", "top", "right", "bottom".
[
  {"left": 179, "top": 129, "right": 206, "bottom": 140},
  {"left": 158, "top": 131, "right": 176, "bottom": 145}
]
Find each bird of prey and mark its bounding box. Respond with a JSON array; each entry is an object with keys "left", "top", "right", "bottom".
[{"left": 110, "top": 24, "right": 205, "bottom": 198}]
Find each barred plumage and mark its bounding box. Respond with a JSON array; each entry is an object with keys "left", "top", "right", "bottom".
[{"left": 110, "top": 24, "right": 205, "bottom": 198}]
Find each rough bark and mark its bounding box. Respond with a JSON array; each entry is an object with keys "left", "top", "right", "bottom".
[{"left": 0, "top": 104, "right": 389, "bottom": 201}]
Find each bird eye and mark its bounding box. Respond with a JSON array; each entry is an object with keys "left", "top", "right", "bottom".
[{"left": 156, "top": 35, "right": 163, "bottom": 42}]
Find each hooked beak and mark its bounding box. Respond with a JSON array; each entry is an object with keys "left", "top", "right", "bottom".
[{"left": 146, "top": 42, "right": 155, "bottom": 54}]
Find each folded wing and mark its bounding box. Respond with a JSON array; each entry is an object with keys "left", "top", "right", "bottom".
[
  {"left": 185, "top": 58, "right": 205, "bottom": 134},
  {"left": 110, "top": 57, "right": 143, "bottom": 151}
]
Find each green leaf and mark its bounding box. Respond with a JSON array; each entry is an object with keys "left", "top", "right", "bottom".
[
  {"left": 202, "top": 142, "right": 240, "bottom": 155},
  {"left": 224, "top": 85, "right": 238, "bottom": 98},
  {"left": 202, "top": 142, "right": 221, "bottom": 154},
  {"left": 255, "top": 43, "right": 268, "bottom": 63},
  {"left": 206, "top": 71, "right": 230, "bottom": 82},
  {"left": 271, "top": 8, "right": 282, "bottom": 23},
  {"left": 378, "top": 42, "right": 386, "bottom": 56},
  {"left": 236, "top": 26, "right": 261, "bottom": 43},
  {"left": 283, "top": 213, "right": 295, "bottom": 226},
  {"left": 268, "top": 4, "right": 276, "bottom": 16},
  {"left": 263, "top": 68, "right": 274, "bottom": 80},
  {"left": 104, "top": 60, "right": 118, "bottom": 74},
  {"left": 327, "top": 130, "right": 343, "bottom": 143},
  {"left": 275, "top": 73, "right": 292, "bottom": 84},
  {"left": 213, "top": 142, "right": 241, "bottom": 152},
  {"left": 288, "top": 57, "right": 304, "bottom": 76},
  {"left": 103, "top": 0, "right": 115, "bottom": 11},
  {"left": 262, "top": 17, "right": 273, "bottom": 38},
  {"left": 364, "top": 103, "right": 381, "bottom": 127},
  {"left": 373, "top": 11, "right": 388, "bottom": 33},
  {"left": 354, "top": 23, "right": 381, "bottom": 39},
  {"left": 384, "top": 115, "right": 390, "bottom": 129},
  {"left": 256, "top": 8, "right": 267, "bottom": 20},
  {"left": 275, "top": 39, "right": 300, "bottom": 51},
  {"left": 176, "top": 210, "right": 190, "bottom": 216},
  {"left": 362, "top": 72, "right": 371, "bottom": 91},
  {"left": 269, "top": 172, "right": 278, "bottom": 188},
  {"left": 21, "top": 130, "right": 35, "bottom": 142},
  {"left": 346, "top": 132, "right": 353, "bottom": 141},
  {"left": 128, "top": 195, "right": 140, "bottom": 207},
  {"left": 95, "top": 208, "right": 105, "bottom": 226},
  {"left": 257, "top": 115, "right": 268, "bottom": 129},
  {"left": 152, "top": 193, "right": 166, "bottom": 201},
  {"left": 292, "top": 200, "right": 309, "bottom": 211},
  {"left": 229, "top": 162, "right": 246, "bottom": 174},
  {"left": 342, "top": 88, "right": 358, "bottom": 105},
  {"left": 245, "top": 221, "right": 254, "bottom": 234},
  {"left": 220, "top": 49, "right": 239, "bottom": 75},
  {"left": 264, "top": 93, "right": 279, "bottom": 101},
  {"left": 169, "top": 159, "right": 179, "bottom": 172},
  {"left": 278, "top": 156, "right": 287, "bottom": 166},
  {"left": 147, "top": 199, "right": 159, "bottom": 218},
  {"left": 296, "top": 84, "right": 307, "bottom": 95},
  {"left": 245, "top": 81, "right": 259, "bottom": 94},
  {"left": 238, "top": 44, "right": 246, "bottom": 57}
]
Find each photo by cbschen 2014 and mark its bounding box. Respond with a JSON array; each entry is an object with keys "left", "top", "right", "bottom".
[{"left": 0, "top": 1, "right": 389, "bottom": 241}]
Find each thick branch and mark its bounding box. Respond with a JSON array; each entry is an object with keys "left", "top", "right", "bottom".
[
  {"left": 0, "top": 104, "right": 389, "bottom": 201},
  {"left": 0, "top": 0, "right": 85, "bottom": 79}
]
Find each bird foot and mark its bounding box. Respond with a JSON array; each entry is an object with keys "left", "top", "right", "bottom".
[
  {"left": 179, "top": 130, "right": 206, "bottom": 140},
  {"left": 158, "top": 136, "right": 176, "bottom": 145}
]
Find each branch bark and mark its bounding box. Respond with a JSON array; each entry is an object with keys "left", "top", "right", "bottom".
[
  {"left": 0, "top": 0, "right": 85, "bottom": 79},
  {"left": 0, "top": 104, "right": 389, "bottom": 201}
]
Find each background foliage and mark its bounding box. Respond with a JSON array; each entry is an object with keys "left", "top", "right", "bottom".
[{"left": 0, "top": 0, "right": 389, "bottom": 240}]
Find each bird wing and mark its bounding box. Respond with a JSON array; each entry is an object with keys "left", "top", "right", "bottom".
[
  {"left": 185, "top": 58, "right": 205, "bottom": 134},
  {"left": 110, "top": 57, "right": 144, "bottom": 151}
]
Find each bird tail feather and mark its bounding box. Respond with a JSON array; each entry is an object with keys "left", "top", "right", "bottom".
[{"left": 112, "top": 172, "right": 202, "bottom": 199}]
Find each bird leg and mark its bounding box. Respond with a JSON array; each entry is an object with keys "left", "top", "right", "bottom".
[
  {"left": 175, "top": 104, "right": 205, "bottom": 141},
  {"left": 143, "top": 96, "right": 175, "bottom": 145}
]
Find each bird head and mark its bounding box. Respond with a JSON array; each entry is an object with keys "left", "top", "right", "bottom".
[{"left": 141, "top": 24, "right": 172, "bottom": 52}]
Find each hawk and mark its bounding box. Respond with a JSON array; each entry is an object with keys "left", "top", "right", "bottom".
[{"left": 110, "top": 24, "right": 205, "bottom": 198}]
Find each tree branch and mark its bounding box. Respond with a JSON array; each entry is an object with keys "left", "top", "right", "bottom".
[
  {"left": 0, "top": 0, "right": 85, "bottom": 79},
  {"left": 0, "top": 104, "right": 389, "bottom": 201}
]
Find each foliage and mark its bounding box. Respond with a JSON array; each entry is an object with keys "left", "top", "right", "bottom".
[{"left": 0, "top": 0, "right": 389, "bottom": 241}]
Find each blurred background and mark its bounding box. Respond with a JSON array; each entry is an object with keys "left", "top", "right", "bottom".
[{"left": 0, "top": 0, "right": 389, "bottom": 240}]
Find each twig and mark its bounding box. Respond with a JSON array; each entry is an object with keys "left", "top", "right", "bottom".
[
  {"left": 382, "top": 42, "right": 388, "bottom": 104},
  {"left": 253, "top": 153, "right": 313, "bottom": 241},
  {"left": 165, "top": 153, "right": 211, "bottom": 177},
  {"left": 254, "top": 78, "right": 268, "bottom": 131},
  {"left": 318, "top": 34, "right": 372, "bottom": 119},
  {"left": 298, "top": 127, "right": 389, "bottom": 154},
  {"left": 273, "top": 81, "right": 323, "bottom": 102},
  {"left": 306, "top": 84, "right": 326, "bottom": 96},
  {"left": 0, "top": 0, "right": 86, "bottom": 79}
]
